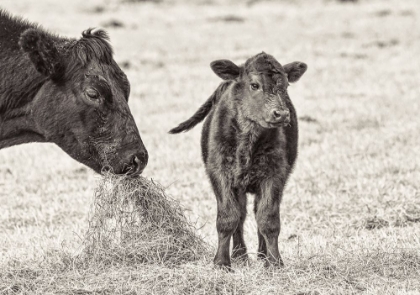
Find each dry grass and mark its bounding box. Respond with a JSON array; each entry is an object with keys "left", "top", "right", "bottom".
[
  {"left": 1, "top": 0, "right": 420, "bottom": 293},
  {"left": 81, "top": 173, "right": 209, "bottom": 267}
]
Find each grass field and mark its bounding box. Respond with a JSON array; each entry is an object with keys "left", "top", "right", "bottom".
[{"left": 1, "top": 0, "right": 420, "bottom": 294}]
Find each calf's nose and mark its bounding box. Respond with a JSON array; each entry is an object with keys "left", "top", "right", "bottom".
[{"left": 271, "top": 109, "right": 290, "bottom": 123}]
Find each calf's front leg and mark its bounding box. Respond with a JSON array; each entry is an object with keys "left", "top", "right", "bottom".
[
  {"left": 255, "top": 179, "right": 284, "bottom": 267},
  {"left": 209, "top": 172, "right": 241, "bottom": 269},
  {"left": 231, "top": 190, "right": 248, "bottom": 262}
]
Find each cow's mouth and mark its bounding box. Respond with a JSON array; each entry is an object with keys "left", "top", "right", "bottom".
[
  {"left": 99, "top": 163, "right": 143, "bottom": 177},
  {"left": 120, "top": 163, "right": 144, "bottom": 177},
  {"left": 101, "top": 165, "right": 113, "bottom": 174},
  {"left": 265, "top": 119, "right": 290, "bottom": 128},
  {"left": 119, "top": 153, "right": 147, "bottom": 177},
  {"left": 97, "top": 149, "right": 148, "bottom": 177}
]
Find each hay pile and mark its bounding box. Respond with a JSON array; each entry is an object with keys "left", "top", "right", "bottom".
[{"left": 82, "top": 173, "right": 209, "bottom": 267}]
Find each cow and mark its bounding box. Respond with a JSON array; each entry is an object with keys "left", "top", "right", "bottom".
[
  {"left": 0, "top": 10, "right": 148, "bottom": 176},
  {"left": 169, "top": 52, "right": 307, "bottom": 269}
]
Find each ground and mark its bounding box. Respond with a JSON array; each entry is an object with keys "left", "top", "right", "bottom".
[{"left": 0, "top": 0, "right": 420, "bottom": 294}]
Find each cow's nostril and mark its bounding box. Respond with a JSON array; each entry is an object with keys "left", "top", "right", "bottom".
[
  {"left": 137, "top": 151, "right": 148, "bottom": 166},
  {"left": 133, "top": 155, "right": 140, "bottom": 167},
  {"left": 273, "top": 110, "right": 282, "bottom": 118},
  {"left": 271, "top": 109, "right": 290, "bottom": 123},
  {"left": 125, "top": 151, "right": 148, "bottom": 176}
]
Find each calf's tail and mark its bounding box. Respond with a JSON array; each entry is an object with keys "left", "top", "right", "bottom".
[{"left": 169, "top": 82, "right": 229, "bottom": 134}]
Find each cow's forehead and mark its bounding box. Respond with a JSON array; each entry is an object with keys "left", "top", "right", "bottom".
[
  {"left": 244, "top": 53, "right": 290, "bottom": 92},
  {"left": 245, "top": 53, "right": 284, "bottom": 75}
]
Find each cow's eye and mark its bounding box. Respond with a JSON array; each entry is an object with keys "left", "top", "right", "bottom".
[
  {"left": 85, "top": 88, "right": 100, "bottom": 100},
  {"left": 250, "top": 83, "right": 259, "bottom": 91}
]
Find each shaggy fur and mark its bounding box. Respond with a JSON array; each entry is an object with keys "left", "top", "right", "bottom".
[
  {"left": 0, "top": 10, "right": 147, "bottom": 176},
  {"left": 170, "top": 52, "right": 307, "bottom": 268}
]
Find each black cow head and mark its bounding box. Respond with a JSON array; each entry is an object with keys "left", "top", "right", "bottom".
[{"left": 19, "top": 28, "right": 148, "bottom": 175}]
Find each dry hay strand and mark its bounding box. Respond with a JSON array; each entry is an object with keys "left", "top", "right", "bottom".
[{"left": 81, "top": 173, "right": 210, "bottom": 267}]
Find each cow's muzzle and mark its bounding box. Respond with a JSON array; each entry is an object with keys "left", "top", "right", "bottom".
[
  {"left": 267, "top": 108, "right": 290, "bottom": 126},
  {"left": 121, "top": 150, "right": 149, "bottom": 176}
]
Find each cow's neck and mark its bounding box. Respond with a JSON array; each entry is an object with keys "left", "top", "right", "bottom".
[
  {"left": 234, "top": 115, "right": 281, "bottom": 165},
  {"left": 233, "top": 116, "right": 262, "bottom": 172},
  {"left": 0, "top": 56, "right": 48, "bottom": 149},
  {"left": 235, "top": 114, "right": 265, "bottom": 144},
  {"left": 0, "top": 104, "right": 45, "bottom": 149}
]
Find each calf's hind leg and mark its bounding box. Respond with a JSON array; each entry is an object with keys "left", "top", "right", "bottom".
[{"left": 255, "top": 179, "right": 284, "bottom": 267}]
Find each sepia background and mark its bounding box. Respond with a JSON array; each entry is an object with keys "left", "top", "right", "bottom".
[{"left": 1, "top": 0, "right": 419, "bottom": 293}]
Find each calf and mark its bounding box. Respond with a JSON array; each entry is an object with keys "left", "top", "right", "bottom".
[
  {"left": 170, "top": 52, "right": 307, "bottom": 268},
  {"left": 0, "top": 10, "right": 148, "bottom": 175}
]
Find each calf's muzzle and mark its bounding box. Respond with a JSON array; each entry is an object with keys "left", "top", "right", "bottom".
[{"left": 270, "top": 108, "right": 290, "bottom": 125}]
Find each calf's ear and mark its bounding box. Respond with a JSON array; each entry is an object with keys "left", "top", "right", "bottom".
[
  {"left": 210, "top": 59, "right": 240, "bottom": 80},
  {"left": 283, "top": 62, "right": 307, "bottom": 83},
  {"left": 19, "top": 29, "right": 64, "bottom": 80}
]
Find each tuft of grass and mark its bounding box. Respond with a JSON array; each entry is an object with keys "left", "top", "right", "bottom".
[
  {"left": 80, "top": 173, "right": 210, "bottom": 268},
  {"left": 101, "top": 19, "right": 125, "bottom": 28},
  {"left": 208, "top": 15, "right": 245, "bottom": 23},
  {"left": 122, "top": 0, "right": 163, "bottom": 4},
  {"left": 374, "top": 9, "right": 392, "bottom": 17}
]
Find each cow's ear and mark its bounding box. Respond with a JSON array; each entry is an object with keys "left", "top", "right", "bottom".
[
  {"left": 210, "top": 59, "right": 240, "bottom": 80},
  {"left": 19, "top": 29, "right": 64, "bottom": 80},
  {"left": 283, "top": 62, "right": 307, "bottom": 83}
]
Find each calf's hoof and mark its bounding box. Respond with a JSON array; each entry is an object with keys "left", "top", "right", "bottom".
[
  {"left": 214, "top": 262, "right": 233, "bottom": 272},
  {"left": 231, "top": 247, "right": 248, "bottom": 261},
  {"left": 257, "top": 251, "right": 267, "bottom": 261},
  {"left": 214, "top": 256, "right": 232, "bottom": 271},
  {"left": 231, "top": 255, "right": 249, "bottom": 267},
  {"left": 264, "top": 256, "right": 284, "bottom": 268}
]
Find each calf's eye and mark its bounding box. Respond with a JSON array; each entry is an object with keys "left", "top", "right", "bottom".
[
  {"left": 250, "top": 83, "right": 259, "bottom": 91},
  {"left": 85, "top": 88, "right": 100, "bottom": 100}
]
